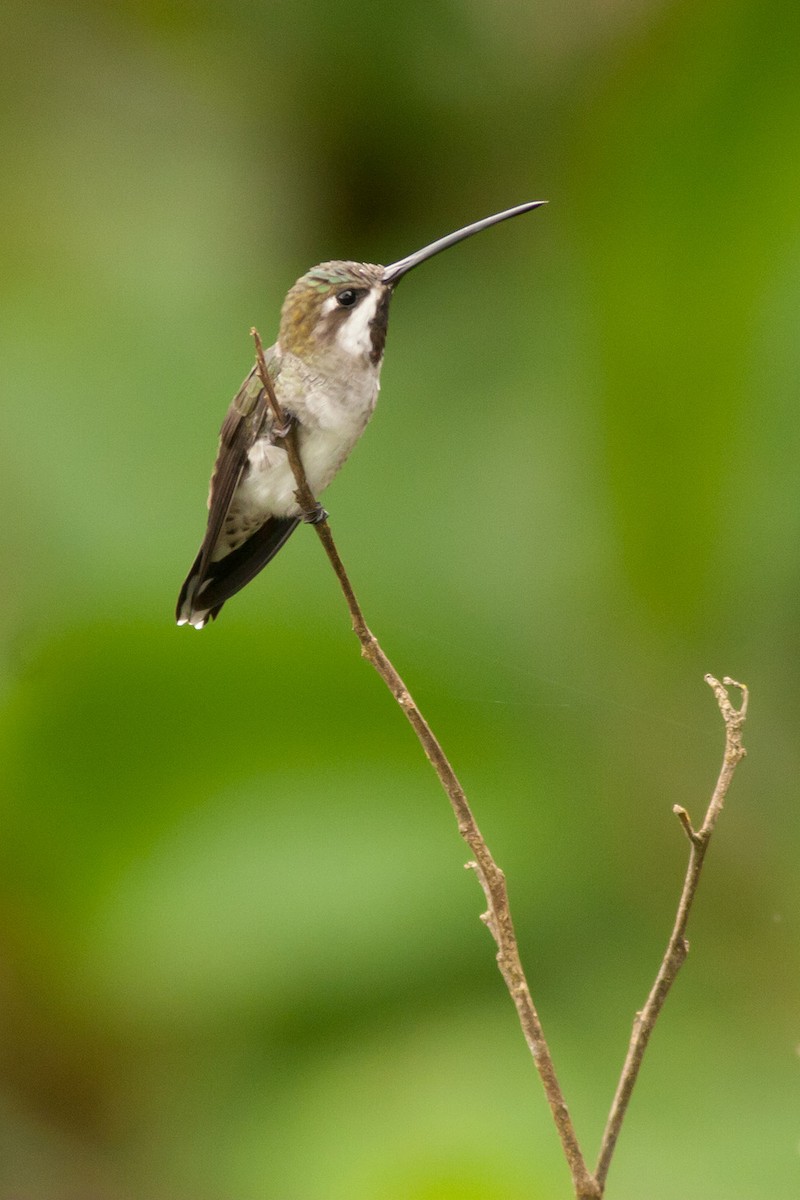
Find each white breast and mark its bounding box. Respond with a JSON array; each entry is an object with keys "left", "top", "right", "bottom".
[{"left": 225, "top": 350, "right": 382, "bottom": 531}]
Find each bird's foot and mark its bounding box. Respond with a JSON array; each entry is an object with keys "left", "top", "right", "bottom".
[
  {"left": 302, "top": 502, "right": 329, "bottom": 526},
  {"left": 272, "top": 411, "right": 297, "bottom": 441}
]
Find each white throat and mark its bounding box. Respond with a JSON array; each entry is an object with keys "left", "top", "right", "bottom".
[{"left": 334, "top": 289, "right": 380, "bottom": 359}]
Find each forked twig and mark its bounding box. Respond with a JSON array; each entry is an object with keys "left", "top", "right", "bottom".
[
  {"left": 594, "top": 675, "right": 748, "bottom": 1188},
  {"left": 251, "top": 327, "right": 747, "bottom": 1198}
]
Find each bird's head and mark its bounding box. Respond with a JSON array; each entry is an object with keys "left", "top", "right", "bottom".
[
  {"left": 278, "top": 261, "right": 390, "bottom": 366},
  {"left": 277, "top": 201, "right": 547, "bottom": 367}
]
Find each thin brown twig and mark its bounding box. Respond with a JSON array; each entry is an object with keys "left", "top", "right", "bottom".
[
  {"left": 250, "top": 326, "right": 748, "bottom": 1199},
  {"left": 251, "top": 328, "right": 599, "bottom": 1200},
  {"left": 593, "top": 675, "right": 748, "bottom": 1190}
]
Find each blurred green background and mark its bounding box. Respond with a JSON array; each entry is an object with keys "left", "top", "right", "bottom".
[{"left": 1, "top": 0, "right": 798, "bottom": 1197}]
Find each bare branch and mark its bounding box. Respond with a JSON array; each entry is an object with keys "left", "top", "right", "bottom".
[
  {"left": 251, "top": 327, "right": 747, "bottom": 1199},
  {"left": 672, "top": 805, "right": 700, "bottom": 846},
  {"left": 251, "top": 329, "right": 599, "bottom": 1200},
  {"left": 594, "top": 676, "right": 748, "bottom": 1190}
]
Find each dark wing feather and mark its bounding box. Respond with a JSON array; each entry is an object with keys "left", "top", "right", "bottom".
[
  {"left": 176, "top": 358, "right": 282, "bottom": 626},
  {"left": 185, "top": 514, "right": 301, "bottom": 624},
  {"left": 196, "top": 365, "right": 271, "bottom": 581}
]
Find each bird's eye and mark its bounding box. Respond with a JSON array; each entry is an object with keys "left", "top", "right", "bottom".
[{"left": 336, "top": 289, "right": 358, "bottom": 308}]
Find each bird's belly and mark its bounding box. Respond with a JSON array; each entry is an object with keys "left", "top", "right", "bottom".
[
  {"left": 212, "top": 368, "right": 380, "bottom": 561},
  {"left": 299, "top": 422, "right": 364, "bottom": 494},
  {"left": 236, "top": 423, "right": 362, "bottom": 519},
  {"left": 239, "top": 442, "right": 297, "bottom": 515}
]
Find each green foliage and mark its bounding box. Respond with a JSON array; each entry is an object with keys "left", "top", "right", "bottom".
[{"left": 0, "top": 1, "right": 798, "bottom": 1196}]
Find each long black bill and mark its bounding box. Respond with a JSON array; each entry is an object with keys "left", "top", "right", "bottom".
[{"left": 382, "top": 200, "right": 546, "bottom": 285}]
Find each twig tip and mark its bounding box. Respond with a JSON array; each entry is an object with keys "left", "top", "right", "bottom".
[
  {"left": 704, "top": 673, "right": 749, "bottom": 724},
  {"left": 723, "top": 676, "right": 749, "bottom": 718},
  {"left": 673, "top": 804, "right": 699, "bottom": 844}
]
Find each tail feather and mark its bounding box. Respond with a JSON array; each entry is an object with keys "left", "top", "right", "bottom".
[{"left": 176, "top": 515, "right": 300, "bottom": 628}]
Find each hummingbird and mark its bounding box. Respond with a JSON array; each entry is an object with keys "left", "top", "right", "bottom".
[{"left": 176, "top": 201, "right": 545, "bottom": 628}]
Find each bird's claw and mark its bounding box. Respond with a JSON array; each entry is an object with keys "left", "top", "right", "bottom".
[
  {"left": 302, "top": 502, "right": 328, "bottom": 526},
  {"left": 272, "top": 411, "right": 298, "bottom": 440}
]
